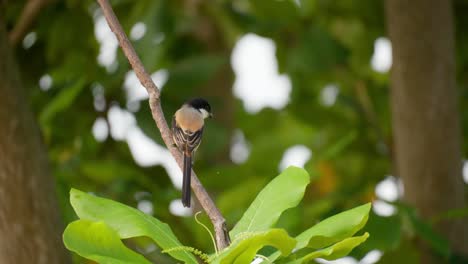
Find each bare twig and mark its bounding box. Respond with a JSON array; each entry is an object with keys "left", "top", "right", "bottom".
[
  {"left": 9, "top": 0, "right": 49, "bottom": 46},
  {"left": 96, "top": 0, "right": 230, "bottom": 250}
]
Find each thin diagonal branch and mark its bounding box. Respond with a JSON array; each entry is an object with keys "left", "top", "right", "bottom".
[{"left": 96, "top": 0, "right": 230, "bottom": 250}]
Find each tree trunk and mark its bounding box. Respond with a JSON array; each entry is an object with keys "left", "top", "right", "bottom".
[
  {"left": 0, "top": 16, "right": 70, "bottom": 263},
  {"left": 385, "top": 0, "right": 467, "bottom": 261}
]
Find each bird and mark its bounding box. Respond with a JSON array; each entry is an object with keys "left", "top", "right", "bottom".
[{"left": 172, "top": 98, "right": 213, "bottom": 207}]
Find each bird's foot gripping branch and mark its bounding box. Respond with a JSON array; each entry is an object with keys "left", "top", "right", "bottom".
[{"left": 63, "top": 166, "right": 371, "bottom": 264}]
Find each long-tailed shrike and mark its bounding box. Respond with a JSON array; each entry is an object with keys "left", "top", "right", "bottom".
[{"left": 172, "top": 98, "right": 212, "bottom": 207}]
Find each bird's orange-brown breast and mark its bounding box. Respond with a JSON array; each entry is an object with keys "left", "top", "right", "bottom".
[{"left": 175, "top": 106, "right": 204, "bottom": 132}]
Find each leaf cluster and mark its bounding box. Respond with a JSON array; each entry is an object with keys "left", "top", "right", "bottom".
[{"left": 64, "top": 167, "right": 371, "bottom": 263}]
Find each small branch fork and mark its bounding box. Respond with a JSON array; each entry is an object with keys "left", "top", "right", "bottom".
[{"left": 96, "top": 0, "right": 230, "bottom": 250}]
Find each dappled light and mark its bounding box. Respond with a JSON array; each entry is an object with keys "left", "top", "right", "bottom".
[
  {"left": 169, "top": 199, "right": 192, "bottom": 217},
  {"left": 22, "top": 31, "right": 36, "bottom": 49},
  {"left": 371, "top": 37, "right": 392, "bottom": 73},
  {"left": 231, "top": 34, "right": 292, "bottom": 113},
  {"left": 278, "top": 145, "right": 312, "bottom": 171},
  {"left": 94, "top": 13, "right": 118, "bottom": 72},
  {"left": 39, "top": 74, "right": 53, "bottom": 91},
  {"left": 320, "top": 84, "right": 339, "bottom": 107},
  {"left": 130, "top": 22, "right": 147, "bottom": 41},
  {"left": 230, "top": 130, "right": 250, "bottom": 164},
  {"left": 92, "top": 117, "right": 109, "bottom": 142},
  {"left": 463, "top": 160, "right": 468, "bottom": 184},
  {"left": 2, "top": 0, "right": 467, "bottom": 263}
]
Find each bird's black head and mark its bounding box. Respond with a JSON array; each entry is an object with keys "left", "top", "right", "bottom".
[
  {"left": 186, "top": 98, "right": 212, "bottom": 118},
  {"left": 186, "top": 98, "right": 211, "bottom": 111}
]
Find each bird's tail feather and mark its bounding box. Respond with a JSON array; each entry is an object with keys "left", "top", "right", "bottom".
[{"left": 182, "top": 153, "right": 192, "bottom": 207}]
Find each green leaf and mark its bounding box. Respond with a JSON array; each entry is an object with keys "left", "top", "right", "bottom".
[
  {"left": 39, "top": 78, "right": 86, "bottom": 125},
  {"left": 212, "top": 229, "right": 296, "bottom": 264},
  {"left": 289, "top": 233, "right": 370, "bottom": 263},
  {"left": 70, "top": 189, "right": 198, "bottom": 264},
  {"left": 63, "top": 220, "right": 151, "bottom": 264},
  {"left": 298, "top": 203, "right": 371, "bottom": 249},
  {"left": 269, "top": 203, "right": 371, "bottom": 262},
  {"left": 230, "top": 166, "right": 310, "bottom": 239}
]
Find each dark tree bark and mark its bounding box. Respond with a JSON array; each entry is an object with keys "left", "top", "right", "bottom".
[
  {"left": 0, "top": 16, "right": 70, "bottom": 263},
  {"left": 385, "top": 0, "right": 467, "bottom": 261}
]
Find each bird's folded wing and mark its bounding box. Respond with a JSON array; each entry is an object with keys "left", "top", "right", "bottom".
[{"left": 172, "top": 117, "right": 204, "bottom": 152}]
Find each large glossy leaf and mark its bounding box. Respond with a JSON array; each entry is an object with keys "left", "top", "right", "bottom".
[
  {"left": 63, "top": 220, "right": 151, "bottom": 264},
  {"left": 289, "top": 233, "right": 369, "bottom": 263},
  {"left": 269, "top": 203, "right": 371, "bottom": 262},
  {"left": 297, "top": 203, "right": 371, "bottom": 249},
  {"left": 230, "top": 166, "right": 310, "bottom": 239},
  {"left": 212, "top": 229, "right": 296, "bottom": 264},
  {"left": 70, "top": 189, "right": 197, "bottom": 264}
]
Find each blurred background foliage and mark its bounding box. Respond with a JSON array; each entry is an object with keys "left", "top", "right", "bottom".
[{"left": 4, "top": 0, "right": 468, "bottom": 263}]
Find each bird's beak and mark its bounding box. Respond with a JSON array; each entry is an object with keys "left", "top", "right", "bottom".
[{"left": 209, "top": 113, "right": 213, "bottom": 118}]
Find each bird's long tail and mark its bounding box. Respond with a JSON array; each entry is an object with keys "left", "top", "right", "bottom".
[{"left": 182, "top": 153, "right": 192, "bottom": 207}]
